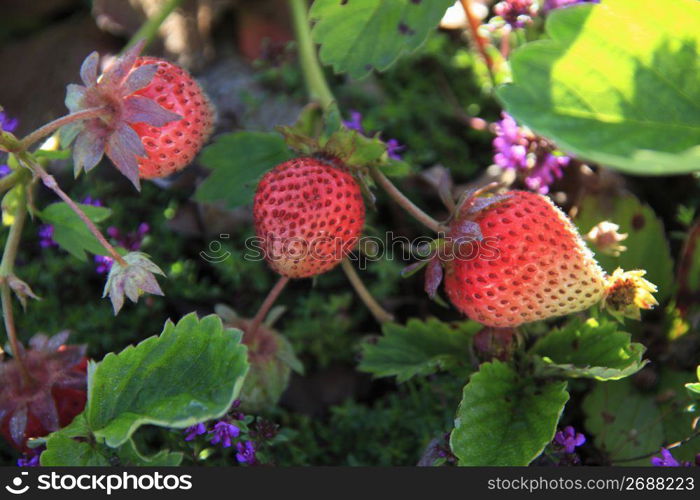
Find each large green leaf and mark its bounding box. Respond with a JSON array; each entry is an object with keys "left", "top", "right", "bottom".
[
  {"left": 583, "top": 379, "right": 664, "bottom": 465},
  {"left": 359, "top": 318, "right": 480, "bottom": 382},
  {"left": 41, "top": 432, "right": 111, "bottom": 466},
  {"left": 576, "top": 193, "right": 674, "bottom": 302},
  {"left": 310, "top": 0, "right": 455, "bottom": 79},
  {"left": 497, "top": 0, "right": 700, "bottom": 175},
  {"left": 39, "top": 202, "right": 112, "bottom": 260},
  {"left": 87, "top": 313, "right": 249, "bottom": 447},
  {"left": 450, "top": 361, "right": 569, "bottom": 466},
  {"left": 194, "top": 132, "right": 293, "bottom": 209},
  {"left": 531, "top": 318, "right": 646, "bottom": 380}
]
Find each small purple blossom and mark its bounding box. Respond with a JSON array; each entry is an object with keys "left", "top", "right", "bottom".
[
  {"left": 38, "top": 225, "right": 58, "bottom": 249},
  {"left": 17, "top": 453, "right": 41, "bottom": 467},
  {"left": 0, "top": 165, "right": 12, "bottom": 178},
  {"left": 80, "top": 196, "right": 103, "bottom": 207},
  {"left": 95, "top": 223, "right": 149, "bottom": 274},
  {"left": 554, "top": 426, "right": 586, "bottom": 454},
  {"left": 210, "top": 421, "right": 240, "bottom": 448},
  {"left": 385, "top": 139, "right": 405, "bottom": 161},
  {"left": 184, "top": 423, "right": 207, "bottom": 441},
  {"left": 0, "top": 111, "right": 19, "bottom": 133},
  {"left": 342, "top": 110, "right": 365, "bottom": 133},
  {"left": 493, "top": 112, "right": 571, "bottom": 194},
  {"left": 493, "top": 112, "right": 530, "bottom": 170},
  {"left": 493, "top": 0, "right": 537, "bottom": 28},
  {"left": 651, "top": 448, "right": 689, "bottom": 467},
  {"left": 235, "top": 440, "right": 256, "bottom": 465}
]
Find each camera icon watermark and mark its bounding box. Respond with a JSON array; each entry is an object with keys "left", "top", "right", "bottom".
[
  {"left": 200, "top": 234, "right": 232, "bottom": 263},
  {"left": 5, "top": 471, "right": 29, "bottom": 495}
]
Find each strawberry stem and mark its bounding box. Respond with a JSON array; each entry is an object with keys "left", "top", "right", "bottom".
[
  {"left": 122, "top": 0, "right": 186, "bottom": 54},
  {"left": 0, "top": 182, "right": 34, "bottom": 386},
  {"left": 247, "top": 276, "right": 290, "bottom": 342},
  {"left": 341, "top": 259, "right": 394, "bottom": 324},
  {"left": 17, "top": 106, "right": 109, "bottom": 152},
  {"left": 289, "top": 0, "right": 334, "bottom": 109},
  {"left": 17, "top": 153, "right": 128, "bottom": 268},
  {"left": 459, "top": 0, "right": 497, "bottom": 87},
  {"left": 370, "top": 167, "right": 448, "bottom": 233}
]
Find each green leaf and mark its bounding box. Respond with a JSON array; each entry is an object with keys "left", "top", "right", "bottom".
[
  {"left": 39, "top": 202, "right": 112, "bottom": 261},
  {"left": 688, "top": 366, "right": 700, "bottom": 397},
  {"left": 117, "top": 439, "right": 183, "bottom": 466},
  {"left": 359, "top": 318, "right": 480, "bottom": 382},
  {"left": 531, "top": 318, "right": 646, "bottom": 380},
  {"left": 657, "top": 369, "right": 700, "bottom": 462},
  {"left": 497, "top": 0, "right": 700, "bottom": 174},
  {"left": 450, "top": 361, "right": 569, "bottom": 466},
  {"left": 41, "top": 432, "right": 111, "bottom": 466},
  {"left": 310, "top": 0, "right": 455, "bottom": 79},
  {"left": 576, "top": 193, "right": 674, "bottom": 302},
  {"left": 194, "top": 132, "right": 293, "bottom": 209},
  {"left": 583, "top": 379, "right": 664, "bottom": 465},
  {"left": 86, "top": 313, "right": 249, "bottom": 447}
]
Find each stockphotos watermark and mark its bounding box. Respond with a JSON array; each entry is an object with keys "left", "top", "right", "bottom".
[
  {"left": 199, "top": 231, "right": 500, "bottom": 269},
  {"left": 4, "top": 470, "right": 192, "bottom": 496}
]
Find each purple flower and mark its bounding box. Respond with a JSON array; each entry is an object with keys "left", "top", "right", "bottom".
[
  {"left": 17, "top": 453, "right": 40, "bottom": 467},
  {"left": 235, "top": 440, "right": 256, "bottom": 465},
  {"left": 0, "top": 165, "right": 12, "bottom": 178},
  {"left": 342, "top": 110, "right": 365, "bottom": 133},
  {"left": 385, "top": 139, "right": 405, "bottom": 161},
  {"left": 184, "top": 423, "right": 207, "bottom": 442},
  {"left": 651, "top": 448, "right": 687, "bottom": 467},
  {"left": 493, "top": 0, "right": 537, "bottom": 28},
  {"left": 543, "top": 0, "right": 600, "bottom": 12},
  {"left": 80, "top": 196, "right": 103, "bottom": 207},
  {"left": 94, "top": 255, "right": 114, "bottom": 274},
  {"left": 493, "top": 112, "right": 530, "bottom": 170},
  {"left": 210, "top": 421, "right": 240, "bottom": 448},
  {"left": 0, "top": 111, "right": 19, "bottom": 133},
  {"left": 38, "top": 225, "right": 58, "bottom": 249},
  {"left": 94, "top": 223, "right": 149, "bottom": 274},
  {"left": 524, "top": 153, "right": 570, "bottom": 194},
  {"left": 554, "top": 426, "right": 586, "bottom": 454}
]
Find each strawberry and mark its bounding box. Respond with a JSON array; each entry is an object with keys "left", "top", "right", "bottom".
[
  {"left": 130, "top": 57, "right": 214, "bottom": 179},
  {"left": 253, "top": 157, "right": 365, "bottom": 278},
  {"left": 0, "top": 333, "right": 87, "bottom": 452},
  {"left": 65, "top": 41, "right": 214, "bottom": 189},
  {"left": 442, "top": 190, "right": 606, "bottom": 328}
]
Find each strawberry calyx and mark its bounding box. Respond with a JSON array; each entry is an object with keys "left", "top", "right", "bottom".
[
  {"left": 603, "top": 268, "right": 658, "bottom": 321},
  {"left": 63, "top": 40, "right": 181, "bottom": 190}
]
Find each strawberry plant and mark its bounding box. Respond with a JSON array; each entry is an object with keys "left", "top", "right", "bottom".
[{"left": 1, "top": 0, "right": 699, "bottom": 468}]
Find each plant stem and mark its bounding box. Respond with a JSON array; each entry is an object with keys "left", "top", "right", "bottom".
[
  {"left": 123, "top": 0, "right": 186, "bottom": 53},
  {"left": 370, "top": 167, "right": 448, "bottom": 233},
  {"left": 247, "top": 276, "right": 290, "bottom": 342},
  {"left": 289, "top": 0, "right": 334, "bottom": 109},
  {"left": 459, "top": 0, "right": 497, "bottom": 87},
  {"left": 341, "top": 259, "right": 394, "bottom": 324},
  {"left": 0, "top": 183, "right": 33, "bottom": 385},
  {"left": 18, "top": 107, "right": 108, "bottom": 152},
  {"left": 0, "top": 168, "right": 28, "bottom": 195},
  {"left": 18, "top": 153, "right": 127, "bottom": 267}
]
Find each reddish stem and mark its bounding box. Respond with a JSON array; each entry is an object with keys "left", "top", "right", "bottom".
[
  {"left": 247, "top": 276, "right": 290, "bottom": 342},
  {"left": 460, "top": 0, "right": 496, "bottom": 85}
]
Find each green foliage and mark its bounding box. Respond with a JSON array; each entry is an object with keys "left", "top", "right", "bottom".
[
  {"left": 576, "top": 193, "right": 674, "bottom": 302},
  {"left": 39, "top": 202, "right": 112, "bottom": 260},
  {"left": 195, "top": 132, "right": 293, "bottom": 209},
  {"left": 583, "top": 371, "right": 700, "bottom": 465},
  {"left": 310, "top": 0, "right": 455, "bottom": 79},
  {"left": 359, "top": 318, "right": 479, "bottom": 382},
  {"left": 498, "top": 0, "right": 700, "bottom": 174},
  {"left": 87, "top": 313, "right": 249, "bottom": 447},
  {"left": 687, "top": 366, "right": 700, "bottom": 397},
  {"left": 531, "top": 318, "right": 646, "bottom": 380},
  {"left": 450, "top": 361, "right": 569, "bottom": 466}
]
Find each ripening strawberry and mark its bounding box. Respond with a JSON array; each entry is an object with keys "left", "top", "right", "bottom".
[
  {"left": 0, "top": 333, "right": 88, "bottom": 452},
  {"left": 65, "top": 40, "right": 214, "bottom": 189},
  {"left": 130, "top": 57, "right": 214, "bottom": 179},
  {"left": 443, "top": 190, "right": 607, "bottom": 328},
  {"left": 253, "top": 157, "right": 365, "bottom": 278}
]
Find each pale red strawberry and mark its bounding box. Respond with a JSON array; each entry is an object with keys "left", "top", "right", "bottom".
[
  {"left": 443, "top": 190, "right": 606, "bottom": 327},
  {"left": 131, "top": 57, "right": 214, "bottom": 179},
  {"left": 64, "top": 41, "right": 214, "bottom": 189},
  {"left": 253, "top": 157, "right": 365, "bottom": 278}
]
